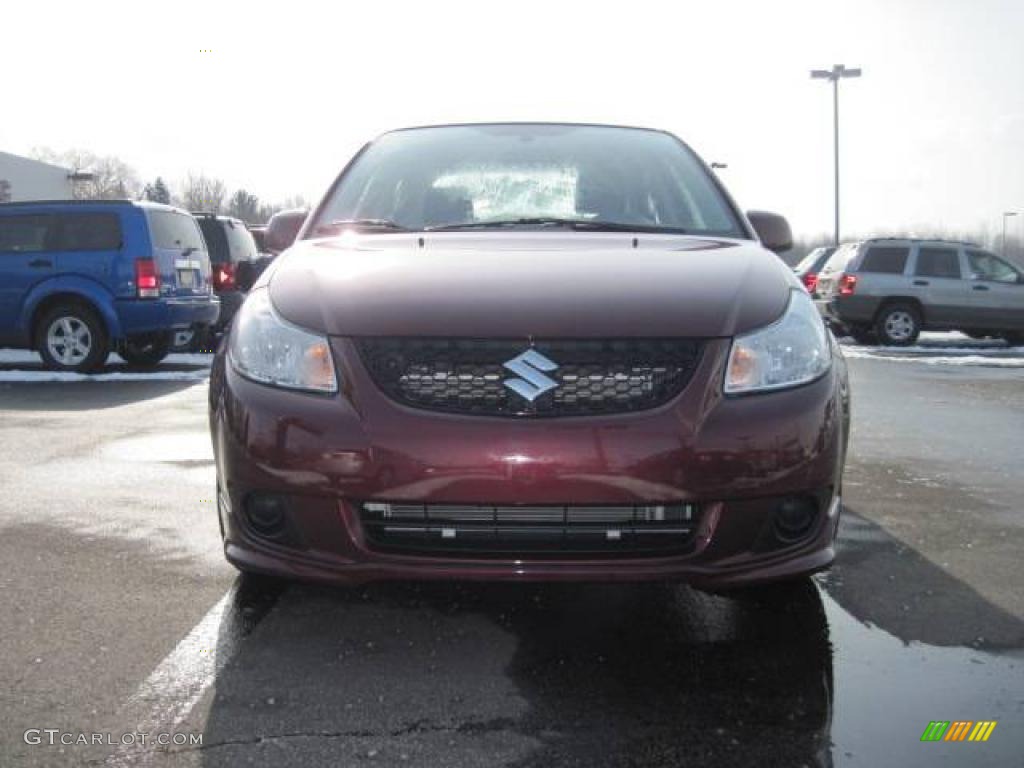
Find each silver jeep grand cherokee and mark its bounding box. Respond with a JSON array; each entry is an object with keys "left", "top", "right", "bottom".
[{"left": 814, "top": 238, "right": 1024, "bottom": 346}]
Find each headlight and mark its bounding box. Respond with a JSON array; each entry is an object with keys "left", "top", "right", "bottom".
[
  {"left": 724, "top": 289, "right": 831, "bottom": 394},
  {"left": 228, "top": 290, "right": 338, "bottom": 393}
]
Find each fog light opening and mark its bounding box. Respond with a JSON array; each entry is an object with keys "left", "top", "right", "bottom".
[
  {"left": 773, "top": 496, "right": 818, "bottom": 543},
  {"left": 245, "top": 494, "right": 288, "bottom": 538}
]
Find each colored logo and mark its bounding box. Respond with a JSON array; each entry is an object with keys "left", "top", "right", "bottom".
[{"left": 921, "top": 721, "right": 997, "bottom": 742}]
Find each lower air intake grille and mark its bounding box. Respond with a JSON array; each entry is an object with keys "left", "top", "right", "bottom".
[
  {"left": 359, "top": 502, "right": 700, "bottom": 557},
  {"left": 356, "top": 338, "right": 704, "bottom": 417}
]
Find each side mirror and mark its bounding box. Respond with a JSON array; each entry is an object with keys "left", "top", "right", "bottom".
[
  {"left": 747, "top": 210, "right": 794, "bottom": 254},
  {"left": 265, "top": 208, "right": 309, "bottom": 254}
]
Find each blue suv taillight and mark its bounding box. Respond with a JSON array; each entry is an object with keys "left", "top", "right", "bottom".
[{"left": 135, "top": 258, "right": 160, "bottom": 298}]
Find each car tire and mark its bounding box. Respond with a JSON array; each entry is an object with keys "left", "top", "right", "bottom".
[
  {"left": 170, "top": 326, "right": 213, "bottom": 354},
  {"left": 170, "top": 328, "right": 196, "bottom": 353},
  {"left": 875, "top": 303, "right": 921, "bottom": 346},
  {"left": 848, "top": 326, "right": 876, "bottom": 345},
  {"left": 36, "top": 302, "right": 110, "bottom": 373},
  {"left": 119, "top": 333, "right": 172, "bottom": 368}
]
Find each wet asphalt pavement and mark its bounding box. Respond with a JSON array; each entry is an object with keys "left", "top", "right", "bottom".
[{"left": 0, "top": 339, "right": 1022, "bottom": 767}]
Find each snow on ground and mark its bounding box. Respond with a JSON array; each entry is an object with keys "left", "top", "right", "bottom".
[
  {"left": 0, "top": 348, "right": 213, "bottom": 382},
  {"left": 0, "top": 370, "right": 210, "bottom": 383},
  {"left": 838, "top": 331, "right": 1024, "bottom": 367},
  {"left": 0, "top": 349, "right": 213, "bottom": 366}
]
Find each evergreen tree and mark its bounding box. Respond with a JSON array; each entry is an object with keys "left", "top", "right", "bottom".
[
  {"left": 152, "top": 177, "right": 171, "bottom": 204},
  {"left": 142, "top": 177, "right": 172, "bottom": 204}
]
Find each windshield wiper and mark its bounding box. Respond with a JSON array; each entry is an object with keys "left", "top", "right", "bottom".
[
  {"left": 426, "top": 217, "right": 587, "bottom": 231},
  {"left": 313, "top": 218, "right": 411, "bottom": 235},
  {"left": 424, "top": 217, "right": 688, "bottom": 234}
]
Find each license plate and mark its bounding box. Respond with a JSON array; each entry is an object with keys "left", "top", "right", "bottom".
[{"left": 177, "top": 269, "right": 195, "bottom": 289}]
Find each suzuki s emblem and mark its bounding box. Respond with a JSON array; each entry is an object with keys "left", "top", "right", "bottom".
[{"left": 503, "top": 349, "right": 559, "bottom": 402}]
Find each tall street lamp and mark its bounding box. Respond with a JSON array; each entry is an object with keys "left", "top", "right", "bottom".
[
  {"left": 1002, "top": 211, "right": 1018, "bottom": 257},
  {"left": 811, "top": 64, "right": 862, "bottom": 246}
]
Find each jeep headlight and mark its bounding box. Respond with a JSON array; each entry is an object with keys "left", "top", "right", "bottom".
[
  {"left": 724, "top": 289, "right": 831, "bottom": 394},
  {"left": 229, "top": 289, "right": 338, "bottom": 394}
]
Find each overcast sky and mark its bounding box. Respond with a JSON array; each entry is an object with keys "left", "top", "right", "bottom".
[{"left": 3, "top": 0, "right": 1023, "bottom": 240}]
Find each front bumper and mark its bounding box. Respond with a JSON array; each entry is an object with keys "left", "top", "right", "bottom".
[{"left": 209, "top": 338, "right": 848, "bottom": 588}]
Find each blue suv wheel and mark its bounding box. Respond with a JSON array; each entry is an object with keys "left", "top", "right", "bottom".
[{"left": 36, "top": 301, "right": 109, "bottom": 372}]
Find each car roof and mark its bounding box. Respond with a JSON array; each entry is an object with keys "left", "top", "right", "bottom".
[
  {"left": 0, "top": 199, "right": 184, "bottom": 213},
  {"left": 192, "top": 212, "right": 245, "bottom": 224},
  {"left": 380, "top": 121, "right": 673, "bottom": 139},
  {"left": 848, "top": 237, "right": 980, "bottom": 248}
]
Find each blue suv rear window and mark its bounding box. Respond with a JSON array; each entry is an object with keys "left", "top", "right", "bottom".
[{"left": 147, "top": 209, "right": 205, "bottom": 252}]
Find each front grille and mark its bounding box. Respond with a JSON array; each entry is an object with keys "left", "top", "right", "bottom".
[
  {"left": 359, "top": 502, "right": 700, "bottom": 557},
  {"left": 356, "top": 338, "right": 703, "bottom": 417}
]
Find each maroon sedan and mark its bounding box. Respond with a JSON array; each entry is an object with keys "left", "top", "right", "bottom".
[{"left": 209, "top": 123, "right": 850, "bottom": 591}]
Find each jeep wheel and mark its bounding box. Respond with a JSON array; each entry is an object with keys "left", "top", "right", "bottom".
[
  {"left": 875, "top": 303, "right": 921, "bottom": 346},
  {"left": 848, "top": 325, "right": 876, "bottom": 345},
  {"left": 36, "top": 303, "right": 110, "bottom": 373},
  {"left": 119, "top": 333, "right": 172, "bottom": 368}
]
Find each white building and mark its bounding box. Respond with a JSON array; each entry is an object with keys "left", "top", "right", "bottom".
[{"left": 0, "top": 151, "right": 76, "bottom": 202}]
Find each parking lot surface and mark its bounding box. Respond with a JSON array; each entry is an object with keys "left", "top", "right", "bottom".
[{"left": 1, "top": 337, "right": 1022, "bottom": 767}]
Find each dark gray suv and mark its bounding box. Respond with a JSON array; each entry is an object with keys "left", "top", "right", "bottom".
[{"left": 815, "top": 238, "right": 1024, "bottom": 345}]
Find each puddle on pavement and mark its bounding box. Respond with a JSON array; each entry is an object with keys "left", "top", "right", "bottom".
[
  {"left": 103, "top": 432, "right": 213, "bottom": 464},
  {"left": 191, "top": 575, "right": 1023, "bottom": 768},
  {"left": 823, "top": 588, "right": 1023, "bottom": 767}
]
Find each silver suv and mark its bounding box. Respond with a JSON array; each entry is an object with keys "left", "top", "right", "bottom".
[{"left": 814, "top": 238, "right": 1024, "bottom": 345}]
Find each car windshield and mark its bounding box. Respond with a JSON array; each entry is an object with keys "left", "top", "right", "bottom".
[
  {"left": 312, "top": 124, "right": 745, "bottom": 237},
  {"left": 820, "top": 243, "right": 858, "bottom": 274},
  {"left": 224, "top": 220, "right": 258, "bottom": 261},
  {"left": 794, "top": 246, "right": 835, "bottom": 272}
]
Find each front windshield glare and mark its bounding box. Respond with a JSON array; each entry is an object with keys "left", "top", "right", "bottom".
[{"left": 314, "top": 125, "right": 744, "bottom": 236}]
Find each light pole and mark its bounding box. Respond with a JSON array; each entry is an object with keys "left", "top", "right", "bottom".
[
  {"left": 811, "top": 64, "right": 862, "bottom": 246},
  {"left": 1001, "top": 211, "right": 1018, "bottom": 258}
]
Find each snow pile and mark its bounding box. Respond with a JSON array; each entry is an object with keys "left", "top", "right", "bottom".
[
  {"left": 839, "top": 332, "right": 1024, "bottom": 367},
  {"left": 0, "top": 370, "right": 211, "bottom": 383},
  {"left": 0, "top": 349, "right": 214, "bottom": 366},
  {"left": 0, "top": 348, "right": 213, "bottom": 382}
]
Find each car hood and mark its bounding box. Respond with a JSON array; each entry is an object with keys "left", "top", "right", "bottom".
[{"left": 265, "top": 232, "right": 795, "bottom": 338}]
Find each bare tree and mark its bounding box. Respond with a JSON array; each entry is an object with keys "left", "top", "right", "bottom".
[
  {"left": 32, "top": 147, "right": 141, "bottom": 200},
  {"left": 226, "top": 189, "right": 262, "bottom": 224},
  {"left": 180, "top": 173, "right": 227, "bottom": 213}
]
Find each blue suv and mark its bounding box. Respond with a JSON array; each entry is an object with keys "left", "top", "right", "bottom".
[{"left": 0, "top": 200, "right": 220, "bottom": 371}]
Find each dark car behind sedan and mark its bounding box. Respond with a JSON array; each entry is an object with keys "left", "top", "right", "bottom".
[
  {"left": 194, "top": 213, "right": 260, "bottom": 331},
  {"left": 794, "top": 245, "right": 836, "bottom": 295},
  {"left": 208, "top": 123, "right": 850, "bottom": 592}
]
